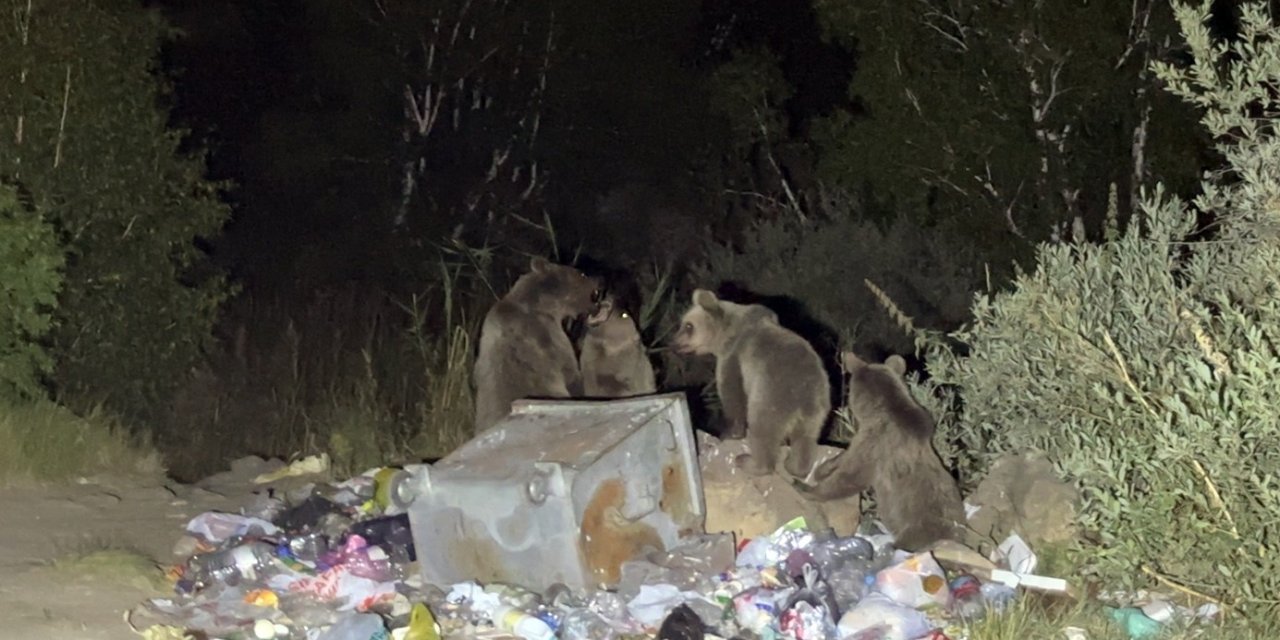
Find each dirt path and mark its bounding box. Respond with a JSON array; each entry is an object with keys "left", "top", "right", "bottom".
[{"left": 0, "top": 458, "right": 301, "bottom": 639}]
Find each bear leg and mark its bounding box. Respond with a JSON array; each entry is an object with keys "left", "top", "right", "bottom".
[
  {"left": 783, "top": 416, "right": 822, "bottom": 480},
  {"left": 736, "top": 424, "right": 779, "bottom": 476}
]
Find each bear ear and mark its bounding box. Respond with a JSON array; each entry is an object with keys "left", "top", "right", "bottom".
[
  {"left": 529, "top": 256, "right": 551, "bottom": 273},
  {"left": 692, "top": 288, "right": 720, "bottom": 311},
  {"left": 841, "top": 351, "right": 865, "bottom": 371},
  {"left": 884, "top": 354, "right": 907, "bottom": 376}
]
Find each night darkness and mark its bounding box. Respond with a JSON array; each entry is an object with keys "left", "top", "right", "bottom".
[
  {"left": 8, "top": 1, "right": 1280, "bottom": 629},
  {"left": 155, "top": 0, "right": 855, "bottom": 292},
  {"left": 0, "top": 0, "right": 1240, "bottom": 475}
]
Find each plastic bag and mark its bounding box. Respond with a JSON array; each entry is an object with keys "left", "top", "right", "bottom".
[
  {"left": 872, "top": 552, "right": 951, "bottom": 610},
  {"left": 837, "top": 592, "right": 935, "bottom": 640}
]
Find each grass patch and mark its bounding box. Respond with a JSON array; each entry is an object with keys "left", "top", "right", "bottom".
[
  {"left": 0, "top": 400, "right": 164, "bottom": 486},
  {"left": 48, "top": 546, "right": 168, "bottom": 592},
  {"left": 962, "top": 592, "right": 1276, "bottom": 640}
]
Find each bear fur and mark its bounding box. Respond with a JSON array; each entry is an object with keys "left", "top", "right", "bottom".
[
  {"left": 578, "top": 295, "right": 657, "bottom": 398},
  {"left": 796, "top": 352, "right": 968, "bottom": 551},
  {"left": 671, "top": 288, "right": 830, "bottom": 479},
  {"left": 472, "top": 256, "right": 601, "bottom": 432}
]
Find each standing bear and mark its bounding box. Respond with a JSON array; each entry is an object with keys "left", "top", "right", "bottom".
[
  {"left": 472, "top": 256, "right": 601, "bottom": 432},
  {"left": 795, "top": 352, "right": 968, "bottom": 551},
  {"left": 578, "top": 295, "right": 657, "bottom": 398},
  {"left": 671, "top": 288, "right": 830, "bottom": 479}
]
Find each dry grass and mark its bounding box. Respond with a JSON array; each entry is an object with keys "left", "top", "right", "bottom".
[
  {"left": 156, "top": 265, "right": 487, "bottom": 481},
  {"left": 0, "top": 400, "right": 164, "bottom": 486}
]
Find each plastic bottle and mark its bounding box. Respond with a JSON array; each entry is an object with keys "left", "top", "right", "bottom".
[
  {"left": 808, "top": 531, "right": 875, "bottom": 570},
  {"left": 490, "top": 604, "right": 555, "bottom": 640},
  {"left": 805, "top": 532, "right": 877, "bottom": 613},
  {"left": 315, "top": 612, "right": 387, "bottom": 640},
  {"left": 978, "top": 581, "right": 1017, "bottom": 613},
  {"left": 187, "top": 541, "right": 283, "bottom": 591},
  {"left": 558, "top": 608, "right": 617, "bottom": 640}
]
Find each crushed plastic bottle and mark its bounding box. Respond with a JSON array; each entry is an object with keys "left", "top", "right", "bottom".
[
  {"left": 558, "top": 607, "right": 618, "bottom": 640},
  {"left": 186, "top": 541, "right": 285, "bottom": 592},
  {"left": 978, "top": 581, "right": 1017, "bottom": 613},
  {"left": 315, "top": 612, "right": 388, "bottom": 640},
  {"left": 805, "top": 529, "right": 880, "bottom": 613}
]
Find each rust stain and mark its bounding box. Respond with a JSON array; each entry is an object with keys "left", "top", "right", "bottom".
[
  {"left": 579, "top": 477, "right": 663, "bottom": 586},
  {"left": 659, "top": 461, "right": 699, "bottom": 535}
]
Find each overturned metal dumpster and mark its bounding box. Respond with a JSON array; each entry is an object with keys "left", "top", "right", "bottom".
[{"left": 393, "top": 392, "right": 706, "bottom": 593}]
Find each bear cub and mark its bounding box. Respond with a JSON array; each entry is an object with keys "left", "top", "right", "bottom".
[
  {"left": 796, "top": 352, "right": 968, "bottom": 551},
  {"left": 472, "top": 256, "right": 601, "bottom": 432},
  {"left": 671, "top": 288, "right": 830, "bottom": 479},
  {"left": 578, "top": 295, "right": 657, "bottom": 398}
]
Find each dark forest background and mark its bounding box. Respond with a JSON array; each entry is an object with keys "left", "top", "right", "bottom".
[{"left": 2, "top": 0, "right": 1225, "bottom": 478}]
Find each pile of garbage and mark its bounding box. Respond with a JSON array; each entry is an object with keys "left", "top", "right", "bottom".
[
  {"left": 128, "top": 391, "right": 1222, "bottom": 640},
  {"left": 131, "top": 461, "right": 1056, "bottom": 640}
]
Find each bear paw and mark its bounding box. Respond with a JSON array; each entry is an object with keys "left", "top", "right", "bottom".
[
  {"left": 784, "top": 459, "right": 814, "bottom": 483},
  {"left": 734, "top": 453, "right": 773, "bottom": 477},
  {"left": 790, "top": 478, "right": 817, "bottom": 496}
]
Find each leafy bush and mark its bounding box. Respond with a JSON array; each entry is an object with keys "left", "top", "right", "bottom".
[
  {"left": 0, "top": 182, "right": 65, "bottom": 401},
  {"left": 0, "top": 0, "right": 231, "bottom": 421},
  {"left": 918, "top": 1, "right": 1280, "bottom": 616}
]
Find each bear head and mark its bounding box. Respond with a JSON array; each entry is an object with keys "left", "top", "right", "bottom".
[
  {"left": 841, "top": 351, "right": 933, "bottom": 439},
  {"left": 585, "top": 295, "right": 644, "bottom": 352},
  {"left": 671, "top": 288, "right": 747, "bottom": 356},
  {"left": 510, "top": 256, "right": 603, "bottom": 321}
]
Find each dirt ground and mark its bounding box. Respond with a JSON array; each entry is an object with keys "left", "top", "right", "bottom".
[
  {"left": 0, "top": 440, "right": 864, "bottom": 639},
  {"left": 0, "top": 458, "right": 300, "bottom": 639}
]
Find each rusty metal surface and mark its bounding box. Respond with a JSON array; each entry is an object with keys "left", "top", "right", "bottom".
[{"left": 399, "top": 393, "right": 705, "bottom": 592}]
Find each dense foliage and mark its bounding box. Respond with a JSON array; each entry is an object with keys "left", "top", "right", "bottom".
[
  {"left": 0, "top": 0, "right": 231, "bottom": 419},
  {"left": 0, "top": 183, "right": 65, "bottom": 401},
  {"left": 919, "top": 1, "right": 1280, "bottom": 613},
  {"left": 810, "top": 0, "right": 1208, "bottom": 266}
]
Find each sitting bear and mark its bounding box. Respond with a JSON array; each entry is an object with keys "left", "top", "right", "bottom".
[
  {"left": 671, "top": 288, "right": 830, "bottom": 479},
  {"left": 578, "top": 295, "right": 657, "bottom": 398},
  {"left": 796, "top": 352, "right": 968, "bottom": 551},
  {"left": 472, "top": 256, "right": 601, "bottom": 432}
]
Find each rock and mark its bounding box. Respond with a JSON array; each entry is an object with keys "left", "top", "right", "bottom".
[
  {"left": 926, "top": 538, "right": 997, "bottom": 575},
  {"left": 697, "top": 432, "right": 862, "bottom": 540},
  {"left": 966, "top": 451, "right": 1080, "bottom": 547}
]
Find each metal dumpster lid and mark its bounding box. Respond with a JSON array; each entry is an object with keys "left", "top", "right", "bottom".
[{"left": 438, "top": 394, "right": 689, "bottom": 475}]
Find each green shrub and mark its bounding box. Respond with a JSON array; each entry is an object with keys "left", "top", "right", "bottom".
[
  {"left": 0, "top": 182, "right": 65, "bottom": 401},
  {"left": 0, "top": 0, "right": 231, "bottom": 421},
  {"left": 918, "top": 1, "right": 1280, "bottom": 617}
]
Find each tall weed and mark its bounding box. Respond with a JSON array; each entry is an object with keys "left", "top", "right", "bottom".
[{"left": 0, "top": 401, "right": 163, "bottom": 486}]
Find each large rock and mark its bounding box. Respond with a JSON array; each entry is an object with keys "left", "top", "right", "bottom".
[
  {"left": 966, "top": 451, "right": 1080, "bottom": 547},
  {"left": 697, "top": 432, "right": 862, "bottom": 540}
]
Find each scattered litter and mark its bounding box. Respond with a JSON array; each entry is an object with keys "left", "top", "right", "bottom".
[
  {"left": 254, "top": 454, "right": 330, "bottom": 484},
  {"left": 127, "top": 396, "right": 1222, "bottom": 639}
]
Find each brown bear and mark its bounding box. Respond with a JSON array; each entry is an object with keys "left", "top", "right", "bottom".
[
  {"left": 578, "top": 295, "right": 657, "bottom": 398},
  {"left": 671, "top": 288, "right": 830, "bottom": 479},
  {"left": 472, "top": 256, "right": 601, "bottom": 432},
  {"left": 795, "top": 352, "right": 968, "bottom": 551}
]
